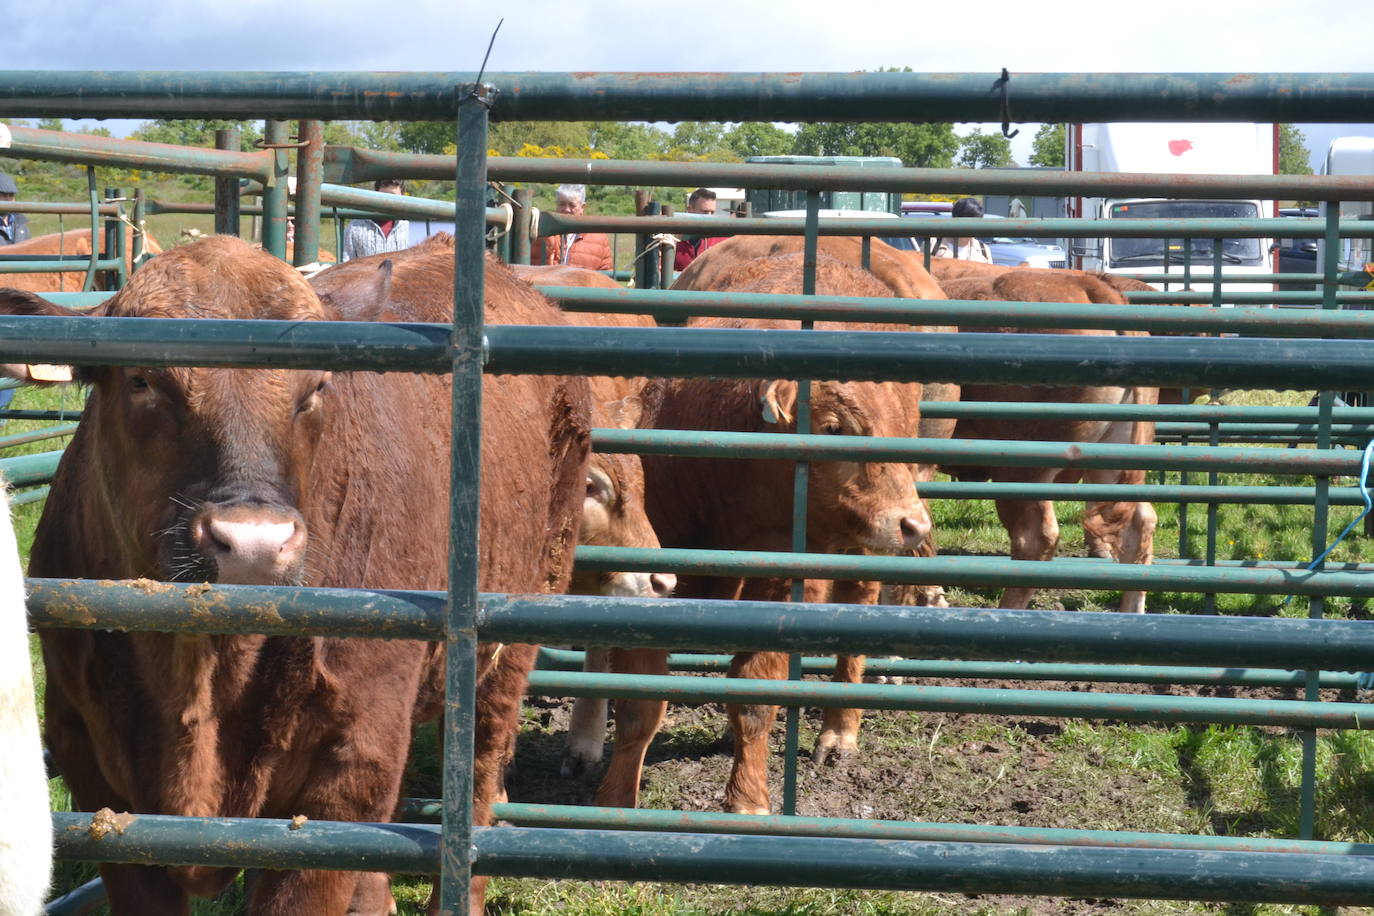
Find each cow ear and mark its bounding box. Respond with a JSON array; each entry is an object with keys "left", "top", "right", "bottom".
[
  {"left": 316, "top": 259, "right": 394, "bottom": 322},
  {"left": 0, "top": 288, "right": 89, "bottom": 384},
  {"left": 759, "top": 379, "right": 798, "bottom": 427},
  {"left": 605, "top": 395, "right": 643, "bottom": 430}
]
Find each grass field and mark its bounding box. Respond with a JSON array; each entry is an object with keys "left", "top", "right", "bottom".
[{"left": 12, "top": 378, "right": 1374, "bottom": 915}]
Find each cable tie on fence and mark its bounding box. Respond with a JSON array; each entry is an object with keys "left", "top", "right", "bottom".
[
  {"left": 464, "top": 19, "right": 503, "bottom": 109},
  {"left": 992, "top": 68, "right": 1019, "bottom": 139},
  {"left": 627, "top": 234, "right": 681, "bottom": 269}
]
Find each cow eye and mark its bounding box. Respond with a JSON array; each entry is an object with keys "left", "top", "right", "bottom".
[
  {"left": 819, "top": 420, "right": 843, "bottom": 435},
  {"left": 129, "top": 376, "right": 149, "bottom": 391}
]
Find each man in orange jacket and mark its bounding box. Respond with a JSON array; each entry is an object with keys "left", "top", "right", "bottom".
[{"left": 534, "top": 184, "right": 613, "bottom": 271}]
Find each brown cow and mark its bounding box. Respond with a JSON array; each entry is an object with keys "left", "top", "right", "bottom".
[
  {"left": 5, "top": 233, "right": 591, "bottom": 915},
  {"left": 598, "top": 252, "right": 934, "bottom": 815},
  {"left": 512, "top": 263, "right": 679, "bottom": 778},
  {"left": 0, "top": 227, "right": 163, "bottom": 292},
  {"left": 938, "top": 269, "right": 1158, "bottom": 613}
]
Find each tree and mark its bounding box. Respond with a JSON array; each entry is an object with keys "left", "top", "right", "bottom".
[
  {"left": 132, "top": 119, "right": 262, "bottom": 150},
  {"left": 957, "top": 129, "right": 1014, "bottom": 169},
  {"left": 1278, "top": 124, "right": 1313, "bottom": 175},
  {"left": 668, "top": 122, "right": 726, "bottom": 157},
  {"left": 723, "top": 122, "right": 794, "bottom": 159},
  {"left": 37, "top": 118, "right": 64, "bottom": 132},
  {"left": 792, "top": 121, "right": 959, "bottom": 168},
  {"left": 1028, "top": 123, "right": 1066, "bottom": 168},
  {"left": 587, "top": 122, "right": 669, "bottom": 160}
]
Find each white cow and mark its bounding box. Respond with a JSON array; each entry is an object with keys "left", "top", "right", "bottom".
[{"left": 0, "top": 479, "right": 52, "bottom": 916}]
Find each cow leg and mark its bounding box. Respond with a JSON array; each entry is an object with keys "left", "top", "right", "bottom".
[
  {"left": 724, "top": 649, "right": 789, "bottom": 815},
  {"left": 99, "top": 864, "right": 192, "bottom": 915},
  {"left": 562, "top": 646, "right": 611, "bottom": 778},
  {"left": 814, "top": 579, "right": 880, "bottom": 766},
  {"left": 596, "top": 647, "right": 670, "bottom": 809},
  {"left": 247, "top": 869, "right": 361, "bottom": 915},
  {"left": 1115, "top": 497, "right": 1157, "bottom": 614},
  {"left": 995, "top": 497, "right": 1059, "bottom": 608}
]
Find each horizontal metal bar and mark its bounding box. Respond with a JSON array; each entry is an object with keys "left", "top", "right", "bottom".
[
  {"left": 532, "top": 647, "right": 1364, "bottom": 689},
  {"left": 29, "top": 579, "right": 1374, "bottom": 670},
  {"left": 0, "top": 316, "right": 454, "bottom": 372},
  {"left": 1155, "top": 422, "right": 1374, "bottom": 437},
  {"left": 484, "top": 327, "right": 1374, "bottom": 390},
  {"left": 0, "top": 201, "right": 120, "bottom": 216},
  {"left": 914, "top": 482, "right": 1369, "bottom": 506},
  {"left": 0, "top": 409, "right": 82, "bottom": 422},
  {"left": 474, "top": 827, "right": 1374, "bottom": 905},
  {"left": 480, "top": 593, "right": 1374, "bottom": 670},
  {"left": 482, "top": 803, "right": 1374, "bottom": 858},
  {"left": 1, "top": 125, "right": 271, "bottom": 181},
  {"left": 542, "top": 213, "right": 1374, "bottom": 239},
  {"left": 0, "top": 450, "right": 63, "bottom": 487},
  {"left": 53, "top": 811, "right": 437, "bottom": 873},
  {"left": 572, "top": 546, "right": 1374, "bottom": 597},
  {"left": 918, "top": 402, "right": 1374, "bottom": 423},
  {"left": 27, "top": 578, "right": 446, "bottom": 639},
  {"left": 8, "top": 486, "right": 48, "bottom": 507},
  {"left": 5, "top": 318, "right": 1374, "bottom": 391},
  {"left": 50, "top": 810, "right": 1374, "bottom": 905},
  {"left": 547, "top": 286, "right": 1374, "bottom": 337},
  {"left": 2, "top": 71, "right": 1374, "bottom": 127},
  {"left": 524, "top": 670, "right": 1374, "bottom": 729},
  {"left": 0, "top": 422, "right": 78, "bottom": 450},
  {"left": 491, "top": 157, "right": 1374, "bottom": 201},
  {"left": 0, "top": 258, "right": 123, "bottom": 275},
  {"left": 40, "top": 876, "right": 106, "bottom": 916},
  {"left": 593, "top": 429, "right": 1358, "bottom": 475}
]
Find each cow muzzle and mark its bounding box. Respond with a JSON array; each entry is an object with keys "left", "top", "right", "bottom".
[{"left": 188, "top": 503, "right": 308, "bottom": 585}]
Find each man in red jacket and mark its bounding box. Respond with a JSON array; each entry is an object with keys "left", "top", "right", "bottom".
[
  {"left": 534, "top": 184, "right": 613, "bottom": 271},
  {"left": 674, "top": 188, "right": 728, "bottom": 271}
]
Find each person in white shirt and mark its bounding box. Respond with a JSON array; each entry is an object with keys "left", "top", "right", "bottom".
[{"left": 932, "top": 197, "right": 992, "bottom": 263}]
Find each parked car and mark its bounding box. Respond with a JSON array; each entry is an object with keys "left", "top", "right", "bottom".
[
  {"left": 898, "top": 202, "right": 1068, "bottom": 269},
  {"left": 1275, "top": 206, "right": 1318, "bottom": 293}
]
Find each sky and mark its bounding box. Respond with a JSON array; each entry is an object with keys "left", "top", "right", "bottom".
[{"left": 6, "top": 0, "right": 1374, "bottom": 172}]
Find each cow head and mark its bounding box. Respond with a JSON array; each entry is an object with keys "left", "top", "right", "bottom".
[
  {"left": 574, "top": 396, "right": 675, "bottom": 599},
  {"left": 1, "top": 236, "right": 338, "bottom": 585},
  {"left": 758, "top": 378, "right": 931, "bottom": 554}
]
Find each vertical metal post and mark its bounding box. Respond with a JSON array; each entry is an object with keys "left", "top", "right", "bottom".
[
  {"left": 81, "top": 167, "right": 99, "bottom": 294},
  {"left": 634, "top": 191, "right": 653, "bottom": 290},
  {"left": 1299, "top": 202, "right": 1343, "bottom": 841},
  {"left": 1203, "top": 241, "right": 1223, "bottom": 615},
  {"left": 293, "top": 120, "right": 323, "bottom": 268},
  {"left": 214, "top": 128, "right": 242, "bottom": 237},
  {"left": 782, "top": 190, "right": 820, "bottom": 818},
  {"left": 643, "top": 201, "right": 662, "bottom": 289},
  {"left": 659, "top": 203, "right": 675, "bottom": 289},
  {"left": 103, "top": 186, "right": 124, "bottom": 290},
  {"left": 131, "top": 188, "right": 147, "bottom": 273},
  {"left": 331, "top": 208, "right": 344, "bottom": 262},
  {"left": 512, "top": 188, "right": 532, "bottom": 265},
  {"left": 261, "top": 120, "right": 290, "bottom": 261},
  {"left": 441, "top": 84, "right": 488, "bottom": 916},
  {"left": 861, "top": 236, "right": 872, "bottom": 271}
]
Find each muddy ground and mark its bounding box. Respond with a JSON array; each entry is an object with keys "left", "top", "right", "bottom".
[{"left": 485, "top": 670, "right": 1358, "bottom": 916}]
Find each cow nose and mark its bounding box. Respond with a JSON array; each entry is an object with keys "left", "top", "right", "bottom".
[
  {"left": 899, "top": 513, "right": 931, "bottom": 550},
  {"left": 649, "top": 572, "right": 677, "bottom": 597},
  {"left": 192, "top": 505, "right": 307, "bottom": 585}
]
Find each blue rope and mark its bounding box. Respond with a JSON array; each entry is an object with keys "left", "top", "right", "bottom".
[{"left": 1306, "top": 438, "right": 1374, "bottom": 572}]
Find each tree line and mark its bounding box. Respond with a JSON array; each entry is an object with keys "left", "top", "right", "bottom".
[{"left": 0, "top": 116, "right": 1312, "bottom": 216}]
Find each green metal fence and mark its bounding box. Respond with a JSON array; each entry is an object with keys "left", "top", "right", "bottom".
[{"left": 4, "top": 71, "right": 1374, "bottom": 911}]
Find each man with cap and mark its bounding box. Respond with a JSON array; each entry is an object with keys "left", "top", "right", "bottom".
[{"left": 0, "top": 173, "right": 30, "bottom": 247}]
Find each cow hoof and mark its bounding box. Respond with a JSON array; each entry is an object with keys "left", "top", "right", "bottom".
[
  {"left": 559, "top": 750, "right": 601, "bottom": 779},
  {"left": 811, "top": 742, "right": 859, "bottom": 768}
]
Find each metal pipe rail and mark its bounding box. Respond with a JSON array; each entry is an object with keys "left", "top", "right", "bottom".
[
  {"left": 538, "top": 212, "right": 1374, "bottom": 239},
  {"left": 9, "top": 319, "right": 1374, "bottom": 391},
  {"left": 532, "top": 646, "right": 1368, "bottom": 689},
  {"left": 47, "top": 813, "right": 1374, "bottom": 907},
  {"left": 520, "top": 670, "right": 1374, "bottom": 729},
  {"left": 28, "top": 579, "right": 1374, "bottom": 670},
  {"left": 545, "top": 286, "right": 1374, "bottom": 336},
  {"left": 593, "top": 429, "right": 1359, "bottom": 475},
  {"left": 914, "top": 481, "right": 1371, "bottom": 506},
  {"left": 7, "top": 70, "right": 1374, "bottom": 125}
]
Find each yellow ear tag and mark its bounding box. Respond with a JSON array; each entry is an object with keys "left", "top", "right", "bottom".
[{"left": 27, "top": 365, "right": 72, "bottom": 383}]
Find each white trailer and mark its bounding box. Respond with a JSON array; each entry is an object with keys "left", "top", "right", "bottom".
[
  {"left": 1068, "top": 122, "right": 1278, "bottom": 302},
  {"left": 1320, "top": 137, "right": 1374, "bottom": 274}
]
